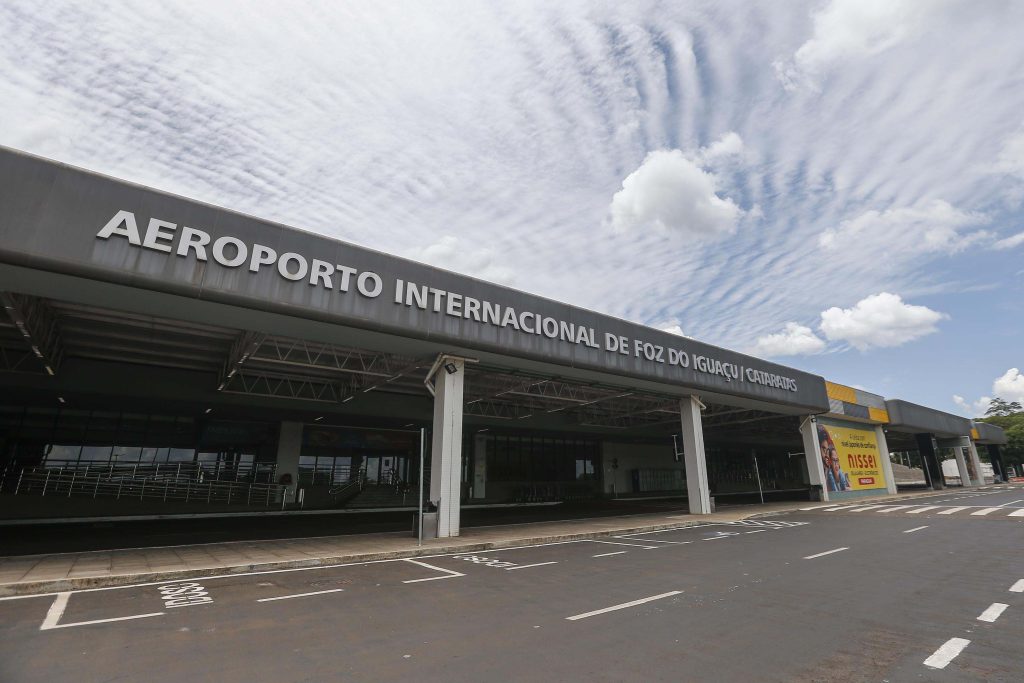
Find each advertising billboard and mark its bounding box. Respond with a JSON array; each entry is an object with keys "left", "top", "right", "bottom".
[{"left": 817, "top": 421, "right": 887, "bottom": 493}]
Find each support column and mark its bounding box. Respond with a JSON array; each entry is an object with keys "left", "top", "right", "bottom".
[
  {"left": 679, "top": 396, "right": 711, "bottom": 514},
  {"left": 915, "top": 434, "right": 944, "bottom": 490},
  {"left": 472, "top": 433, "right": 487, "bottom": 500},
  {"left": 987, "top": 444, "right": 1006, "bottom": 481},
  {"left": 874, "top": 426, "right": 898, "bottom": 495},
  {"left": 275, "top": 421, "right": 303, "bottom": 503},
  {"left": 430, "top": 358, "right": 464, "bottom": 537},
  {"left": 952, "top": 446, "right": 972, "bottom": 487},
  {"left": 799, "top": 417, "right": 829, "bottom": 502},
  {"left": 966, "top": 440, "right": 986, "bottom": 485}
]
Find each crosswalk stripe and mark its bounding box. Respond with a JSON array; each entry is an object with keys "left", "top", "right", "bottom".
[
  {"left": 937, "top": 507, "right": 970, "bottom": 515},
  {"left": 822, "top": 505, "right": 860, "bottom": 511},
  {"left": 971, "top": 507, "right": 1002, "bottom": 516},
  {"left": 849, "top": 505, "right": 887, "bottom": 512},
  {"left": 1008, "top": 509, "right": 1024, "bottom": 517},
  {"left": 907, "top": 506, "right": 941, "bottom": 514},
  {"left": 877, "top": 505, "right": 914, "bottom": 513}
]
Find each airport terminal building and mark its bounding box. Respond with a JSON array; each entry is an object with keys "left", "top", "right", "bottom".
[{"left": 0, "top": 148, "right": 1008, "bottom": 537}]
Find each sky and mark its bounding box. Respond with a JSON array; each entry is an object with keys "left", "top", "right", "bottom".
[{"left": 1, "top": 0, "right": 1022, "bottom": 417}]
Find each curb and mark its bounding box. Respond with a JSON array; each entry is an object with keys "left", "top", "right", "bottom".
[
  {"left": 0, "top": 486, "right": 988, "bottom": 597},
  {"left": 1, "top": 517, "right": 719, "bottom": 597}
]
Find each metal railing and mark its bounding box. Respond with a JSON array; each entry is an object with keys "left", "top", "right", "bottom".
[
  {"left": 13, "top": 466, "right": 287, "bottom": 508},
  {"left": 21, "top": 459, "right": 278, "bottom": 484}
]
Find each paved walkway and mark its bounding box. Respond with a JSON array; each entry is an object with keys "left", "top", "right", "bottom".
[{"left": 0, "top": 490, "right": 950, "bottom": 596}]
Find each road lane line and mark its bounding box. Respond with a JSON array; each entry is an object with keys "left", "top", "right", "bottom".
[
  {"left": 506, "top": 562, "right": 558, "bottom": 571},
  {"left": 257, "top": 588, "right": 344, "bottom": 602},
  {"left": 566, "top": 591, "right": 682, "bottom": 621},
  {"left": 877, "top": 506, "right": 914, "bottom": 513},
  {"left": 924, "top": 638, "right": 970, "bottom": 669},
  {"left": 40, "top": 591, "right": 164, "bottom": 630},
  {"left": 593, "top": 551, "right": 628, "bottom": 557},
  {"left": 803, "top": 547, "right": 849, "bottom": 560},
  {"left": 903, "top": 526, "right": 929, "bottom": 533},
  {"left": 615, "top": 537, "right": 689, "bottom": 545},
  {"left": 402, "top": 559, "right": 465, "bottom": 583},
  {"left": 1009, "top": 509, "right": 1024, "bottom": 517},
  {"left": 907, "top": 506, "right": 942, "bottom": 514},
  {"left": 937, "top": 507, "right": 969, "bottom": 515},
  {"left": 1009, "top": 579, "right": 1024, "bottom": 592},
  {"left": 977, "top": 603, "right": 1008, "bottom": 622},
  {"left": 971, "top": 507, "right": 1002, "bottom": 516},
  {"left": 40, "top": 592, "right": 70, "bottom": 630},
  {"left": 588, "top": 540, "right": 659, "bottom": 549},
  {"left": 997, "top": 499, "right": 1024, "bottom": 507}
]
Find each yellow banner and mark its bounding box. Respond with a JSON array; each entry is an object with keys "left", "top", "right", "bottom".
[{"left": 817, "top": 423, "right": 886, "bottom": 492}]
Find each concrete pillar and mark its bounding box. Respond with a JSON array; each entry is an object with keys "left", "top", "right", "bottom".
[
  {"left": 915, "top": 433, "right": 944, "bottom": 490},
  {"left": 952, "top": 446, "right": 972, "bottom": 487},
  {"left": 987, "top": 444, "right": 1006, "bottom": 481},
  {"left": 275, "top": 421, "right": 303, "bottom": 503},
  {"left": 430, "top": 358, "right": 464, "bottom": 537},
  {"left": 799, "top": 417, "right": 829, "bottom": 502},
  {"left": 874, "top": 426, "right": 898, "bottom": 495},
  {"left": 679, "top": 396, "right": 711, "bottom": 514},
  {"left": 966, "top": 440, "right": 986, "bottom": 485},
  {"left": 472, "top": 433, "right": 487, "bottom": 499}
]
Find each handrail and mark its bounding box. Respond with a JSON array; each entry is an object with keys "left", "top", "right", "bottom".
[{"left": 13, "top": 468, "right": 287, "bottom": 508}]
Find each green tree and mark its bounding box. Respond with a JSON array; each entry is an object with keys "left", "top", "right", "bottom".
[{"left": 985, "top": 397, "right": 1024, "bottom": 416}]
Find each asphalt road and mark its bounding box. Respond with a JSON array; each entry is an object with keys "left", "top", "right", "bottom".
[{"left": 1, "top": 485, "right": 1022, "bottom": 682}]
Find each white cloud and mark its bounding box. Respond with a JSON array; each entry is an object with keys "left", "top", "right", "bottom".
[
  {"left": 819, "top": 292, "right": 947, "bottom": 350},
  {"left": 776, "top": 0, "right": 946, "bottom": 89},
  {"left": 819, "top": 200, "right": 991, "bottom": 256},
  {"left": 953, "top": 394, "right": 990, "bottom": 416},
  {"left": 699, "top": 132, "right": 744, "bottom": 165},
  {"left": 659, "top": 321, "right": 689, "bottom": 337},
  {"left": 993, "top": 367, "right": 1024, "bottom": 404},
  {"left": 609, "top": 149, "right": 741, "bottom": 238},
  {"left": 753, "top": 322, "right": 826, "bottom": 357},
  {"left": 953, "top": 368, "right": 1024, "bottom": 416},
  {"left": 993, "top": 231, "right": 1024, "bottom": 250},
  {"left": 406, "top": 236, "right": 515, "bottom": 285},
  {"left": 993, "top": 126, "right": 1024, "bottom": 179}
]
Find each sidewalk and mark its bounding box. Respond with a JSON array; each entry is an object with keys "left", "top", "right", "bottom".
[{"left": 0, "top": 489, "right": 947, "bottom": 596}]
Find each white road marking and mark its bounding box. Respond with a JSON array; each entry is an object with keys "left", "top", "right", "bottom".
[
  {"left": 592, "top": 551, "right": 628, "bottom": 558},
  {"left": 257, "top": 588, "right": 344, "bottom": 602},
  {"left": 971, "top": 507, "right": 1002, "bottom": 516},
  {"left": 40, "top": 591, "right": 163, "bottom": 630},
  {"left": 822, "top": 505, "right": 859, "bottom": 511},
  {"left": 566, "top": 591, "right": 682, "bottom": 621},
  {"left": 977, "top": 603, "right": 1008, "bottom": 623},
  {"left": 401, "top": 560, "right": 465, "bottom": 583},
  {"left": 903, "top": 526, "right": 929, "bottom": 534},
  {"left": 937, "top": 507, "right": 970, "bottom": 515},
  {"left": 803, "top": 547, "right": 848, "bottom": 560},
  {"left": 924, "top": 638, "right": 970, "bottom": 669},
  {"left": 1008, "top": 509, "right": 1024, "bottom": 517},
  {"left": 877, "top": 506, "right": 915, "bottom": 513},
  {"left": 588, "top": 540, "right": 659, "bottom": 549},
  {"left": 997, "top": 499, "right": 1024, "bottom": 507},
  {"left": 798, "top": 505, "right": 834, "bottom": 511},
  {"left": 505, "top": 562, "right": 558, "bottom": 571},
  {"left": 743, "top": 530, "right": 767, "bottom": 534},
  {"left": 849, "top": 505, "right": 887, "bottom": 512},
  {"left": 907, "top": 506, "right": 942, "bottom": 514},
  {"left": 1009, "top": 579, "right": 1024, "bottom": 592},
  {"left": 615, "top": 537, "right": 689, "bottom": 545}
]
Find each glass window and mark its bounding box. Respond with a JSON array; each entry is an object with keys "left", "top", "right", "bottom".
[{"left": 80, "top": 445, "right": 113, "bottom": 461}]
